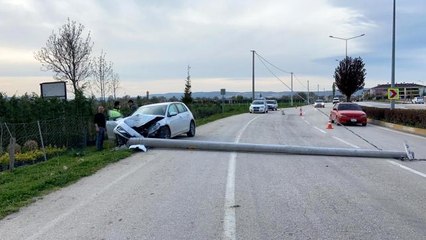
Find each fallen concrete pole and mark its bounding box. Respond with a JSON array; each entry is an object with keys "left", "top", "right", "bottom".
[{"left": 127, "top": 138, "right": 410, "bottom": 160}]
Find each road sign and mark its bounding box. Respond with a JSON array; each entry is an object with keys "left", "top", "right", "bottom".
[
  {"left": 387, "top": 88, "right": 399, "bottom": 100},
  {"left": 220, "top": 88, "right": 226, "bottom": 95}
]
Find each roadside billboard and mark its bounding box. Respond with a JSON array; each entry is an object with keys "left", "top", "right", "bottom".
[{"left": 40, "top": 81, "right": 67, "bottom": 100}]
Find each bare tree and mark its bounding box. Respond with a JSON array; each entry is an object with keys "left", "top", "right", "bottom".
[
  {"left": 34, "top": 18, "right": 93, "bottom": 97},
  {"left": 91, "top": 50, "right": 113, "bottom": 101},
  {"left": 110, "top": 72, "right": 120, "bottom": 100}
]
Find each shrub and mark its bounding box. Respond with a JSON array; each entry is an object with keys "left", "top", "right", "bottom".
[
  {"left": 23, "top": 140, "right": 39, "bottom": 152},
  {"left": 7, "top": 143, "right": 21, "bottom": 154},
  {"left": 362, "top": 106, "right": 426, "bottom": 129}
]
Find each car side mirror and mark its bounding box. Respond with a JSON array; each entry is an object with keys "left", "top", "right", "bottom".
[{"left": 169, "top": 111, "right": 178, "bottom": 117}]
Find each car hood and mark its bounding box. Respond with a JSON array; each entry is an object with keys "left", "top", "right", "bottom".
[{"left": 121, "top": 114, "right": 165, "bottom": 127}]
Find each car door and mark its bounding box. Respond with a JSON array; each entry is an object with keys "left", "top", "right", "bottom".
[
  {"left": 166, "top": 103, "right": 181, "bottom": 136},
  {"left": 175, "top": 103, "right": 191, "bottom": 133}
]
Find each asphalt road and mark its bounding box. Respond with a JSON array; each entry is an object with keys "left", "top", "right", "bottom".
[{"left": 1, "top": 105, "right": 426, "bottom": 240}]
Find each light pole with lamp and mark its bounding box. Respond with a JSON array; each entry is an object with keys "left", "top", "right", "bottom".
[{"left": 329, "top": 34, "right": 365, "bottom": 58}]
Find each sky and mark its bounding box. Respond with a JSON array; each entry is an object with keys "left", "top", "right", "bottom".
[{"left": 0, "top": 0, "right": 425, "bottom": 98}]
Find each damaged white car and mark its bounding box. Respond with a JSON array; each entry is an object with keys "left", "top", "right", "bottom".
[{"left": 111, "top": 102, "right": 196, "bottom": 145}]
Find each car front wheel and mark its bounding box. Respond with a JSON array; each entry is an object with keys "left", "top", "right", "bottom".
[
  {"left": 158, "top": 126, "right": 171, "bottom": 139},
  {"left": 187, "top": 121, "right": 196, "bottom": 137}
]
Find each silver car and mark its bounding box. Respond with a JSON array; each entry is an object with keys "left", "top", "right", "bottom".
[
  {"left": 113, "top": 102, "right": 196, "bottom": 144},
  {"left": 249, "top": 99, "right": 268, "bottom": 113}
]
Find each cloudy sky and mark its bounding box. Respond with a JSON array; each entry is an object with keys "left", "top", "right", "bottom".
[{"left": 0, "top": 0, "right": 425, "bottom": 97}]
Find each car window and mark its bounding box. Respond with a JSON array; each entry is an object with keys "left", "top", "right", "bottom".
[
  {"left": 266, "top": 100, "right": 276, "bottom": 104},
  {"left": 176, "top": 103, "right": 188, "bottom": 113},
  {"left": 253, "top": 100, "right": 265, "bottom": 104},
  {"left": 337, "top": 104, "right": 362, "bottom": 111},
  {"left": 134, "top": 104, "right": 167, "bottom": 116},
  {"left": 168, "top": 104, "right": 178, "bottom": 116}
]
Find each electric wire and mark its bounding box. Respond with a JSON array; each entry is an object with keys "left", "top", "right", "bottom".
[{"left": 255, "top": 53, "right": 307, "bottom": 101}]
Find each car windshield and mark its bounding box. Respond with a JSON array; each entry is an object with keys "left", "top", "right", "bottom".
[
  {"left": 266, "top": 100, "right": 276, "bottom": 104},
  {"left": 133, "top": 104, "right": 167, "bottom": 116},
  {"left": 337, "top": 103, "right": 362, "bottom": 111},
  {"left": 252, "top": 100, "right": 264, "bottom": 104},
  {"left": 315, "top": 100, "right": 324, "bottom": 103}
]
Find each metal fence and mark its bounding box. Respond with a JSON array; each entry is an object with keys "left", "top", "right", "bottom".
[{"left": 0, "top": 116, "right": 93, "bottom": 171}]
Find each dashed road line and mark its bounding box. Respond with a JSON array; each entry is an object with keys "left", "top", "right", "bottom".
[
  {"left": 387, "top": 160, "right": 426, "bottom": 178},
  {"left": 314, "top": 126, "right": 327, "bottom": 134},
  {"left": 332, "top": 136, "right": 360, "bottom": 149}
]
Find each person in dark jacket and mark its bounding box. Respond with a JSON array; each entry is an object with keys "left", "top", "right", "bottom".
[
  {"left": 128, "top": 99, "right": 138, "bottom": 116},
  {"left": 94, "top": 105, "right": 106, "bottom": 151}
]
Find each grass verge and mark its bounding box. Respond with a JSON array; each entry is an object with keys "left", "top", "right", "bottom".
[{"left": 0, "top": 145, "right": 132, "bottom": 220}]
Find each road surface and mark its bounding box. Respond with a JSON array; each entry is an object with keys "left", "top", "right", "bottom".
[{"left": 1, "top": 105, "right": 425, "bottom": 239}]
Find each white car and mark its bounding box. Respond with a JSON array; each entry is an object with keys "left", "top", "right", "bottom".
[
  {"left": 266, "top": 100, "right": 278, "bottom": 111},
  {"left": 412, "top": 96, "right": 424, "bottom": 104},
  {"left": 313, "top": 99, "right": 325, "bottom": 108},
  {"left": 113, "top": 102, "right": 196, "bottom": 145},
  {"left": 249, "top": 99, "right": 268, "bottom": 113},
  {"left": 332, "top": 97, "right": 340, "bottom": 104}
]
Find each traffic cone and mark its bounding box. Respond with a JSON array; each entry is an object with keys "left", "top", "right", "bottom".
[
  {"left": 326, "top": 121, "right": 333, "bottom": 129},
  {"left": 299, "top": 108, "right": 303, "bottom": 116}
]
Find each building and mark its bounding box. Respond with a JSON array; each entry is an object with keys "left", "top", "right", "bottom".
[{"left": 369, "top": 83, "right": 425, "bottom": 100}]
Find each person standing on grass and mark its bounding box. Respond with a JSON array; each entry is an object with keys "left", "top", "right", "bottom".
[
  {"left": 94, "top": 105, "right": 106, "bottom": 151},
  {"left": 108, "top": 101, "right": 123, "bottom": 120}
]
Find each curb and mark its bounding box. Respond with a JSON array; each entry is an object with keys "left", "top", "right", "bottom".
[{"left": 368, "top": 119, "right": 426, "bottom": 137}]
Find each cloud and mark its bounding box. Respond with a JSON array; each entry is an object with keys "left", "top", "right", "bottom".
[{"left": 0, "top": 0, "right": 424, "bottom": 97}]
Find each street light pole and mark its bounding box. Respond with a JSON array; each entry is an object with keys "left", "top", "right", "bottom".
[
  {"left": 390, "top": 0, "right": 396, "bottom": 110},
  {"left": 329, "top": 34, "right": 366, "bottom": 58}
]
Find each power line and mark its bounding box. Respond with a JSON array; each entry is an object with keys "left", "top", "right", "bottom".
[
  {"left": 256, "top": 54, "right": 291, "bottom": 90},
  {"left": 255, "top": 53, "right": 307, "bottom": 101},
  {"left": 254, "top": 52, "right": 292, "bottom": 74}
]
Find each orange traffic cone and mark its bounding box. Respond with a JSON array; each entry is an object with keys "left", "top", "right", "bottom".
[
  {"left": 326, "top": 121, "right": 333, "bottom": 129},
  {"left": 299, "top": 108, "right": 303, "bottom": 116}
]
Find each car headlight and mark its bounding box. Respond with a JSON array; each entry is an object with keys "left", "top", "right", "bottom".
[{"left": 115, "top": 126, "right": 127, "bottom": 134}]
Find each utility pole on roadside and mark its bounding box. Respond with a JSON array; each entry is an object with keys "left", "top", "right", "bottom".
[
  {"left": 291, "top": 72, "right": 294, "bottom": 106},
  {"left": 390, "top": 0, "right": 396, "bottom": 110},
  {"left": 251, "top": 50, "right": 255, "bottom": 101},
  {"left": 307, "top": 80, "right": 310, "bottom": 104}
]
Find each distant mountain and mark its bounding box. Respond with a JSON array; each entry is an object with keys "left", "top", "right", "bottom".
[{"left": 150, "top": 89, "right": 367, "bottom": 99}]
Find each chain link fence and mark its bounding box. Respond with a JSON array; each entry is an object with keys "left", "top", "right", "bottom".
[{"left": 0, "top": 116, "right": 94, "bottom": 171}]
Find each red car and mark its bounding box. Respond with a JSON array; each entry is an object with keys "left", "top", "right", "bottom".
[{"left": 329, "top": 102, "right": 367, "bottom": 126}]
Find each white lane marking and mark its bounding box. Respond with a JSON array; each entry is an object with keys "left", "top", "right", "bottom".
[
  {"left": 304, "top": 119, "right": 310, "bottom": 125},
  {"left": 314, "top": 126, "right": 326, "bottom": 134},
  {"left": 26, "top": 156, "right": 154, "bottom": 240},
  {"left": 332, "top": 136, "right": 360, "bottom": 149},
  {"left": 223, "top": 153, "right": 237, "bottom": 240},
  {"left": 223, "top": 116, "right": 258, "bottom": 240},
  {"left": 387, "top": 160, "right": 426, "bottom": 178},
  {"left": 371, "top": 125, "right": 426, "bottom": 140}
]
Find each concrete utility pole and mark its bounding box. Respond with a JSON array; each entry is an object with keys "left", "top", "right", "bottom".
[
  {"left": 391, "top": 0, "right": 396, "bottom": 110},
  {"left": 291, "top": 72, "right": 294, "bottom": 106},
  {"left": 251, "top": 50, "right": 255, "bottom": 101},
  {"left": 307, "top": 80, "right": 310, "bottom": 104}
]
